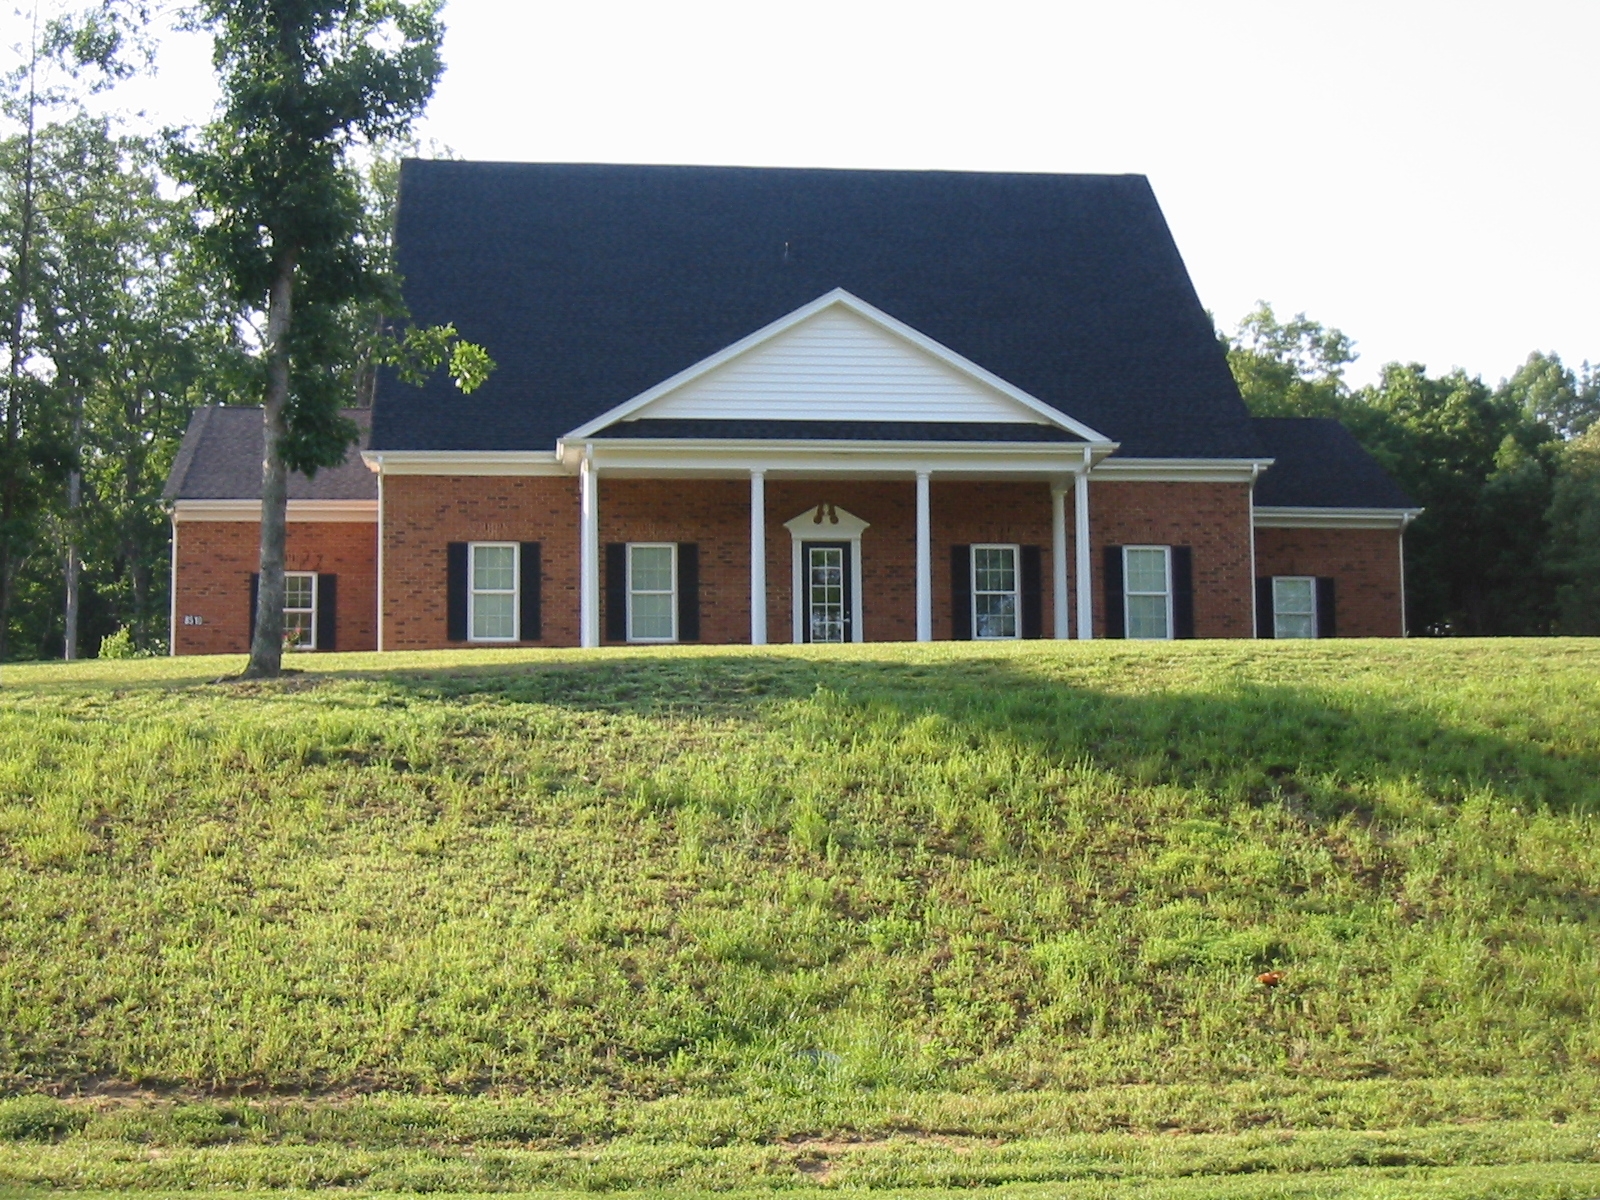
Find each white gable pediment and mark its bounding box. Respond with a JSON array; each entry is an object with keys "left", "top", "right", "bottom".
[
  {"left": 567, "top": 290, "right": 1109, "bottom": 442},
  {"left": 647, "top": 304, "right": 1047, "bottom": 424}
]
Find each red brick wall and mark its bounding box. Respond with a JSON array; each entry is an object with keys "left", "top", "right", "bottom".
[
  {"left": 382, "top": 474, "right": 580, "bottom": 649},
  {"left": 373, "top": 474, "right": 1265, "bottom": 648},
  {"left": 1089, "top": 480, "right": 1255, "bottom": 638},
  {"left": 1253, "top": 525, "right": 1405, "bottom": 637},
  {"left": 172, "top": 520, "right": 377, "bottom": 654}
]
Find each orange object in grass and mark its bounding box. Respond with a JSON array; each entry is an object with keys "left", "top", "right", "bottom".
[{"left": 1257, "top": 970, "right": 1285, "bottom": 987}]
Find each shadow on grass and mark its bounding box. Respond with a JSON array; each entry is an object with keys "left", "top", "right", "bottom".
[{"left": 344, "top": 651, "right": 1599, "bottom": 819}]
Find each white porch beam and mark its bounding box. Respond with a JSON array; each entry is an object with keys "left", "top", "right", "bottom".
[
  {"left": 580, "top": 451, "right": 599, "bottom": 648},
  {"left": 1075, "top": 460, "right": 1093, "bottom": 640},
  {"left": 1051, "top": 481, "right": 1069, "bottom": 639},
  {"left": 915, "top": 470, "right": 932, "bottom": 642},
  {"left": 750, "top": 469, "right": 767, "bottom": 645}
]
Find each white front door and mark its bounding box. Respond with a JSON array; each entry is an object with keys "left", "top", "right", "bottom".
[{"left": 804, "top": 542, "right": 851, "bottom": 643}]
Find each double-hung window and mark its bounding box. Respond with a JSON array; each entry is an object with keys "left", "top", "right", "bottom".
[
  {"left": 971, "top": 544, "right": 1020, "bottom": 639},
  {"left": 283, "top": 571, "right": 317, "bottom": 650},
  {"left": 627, "top": 543, "right": 677, "bottom": 642},
  {"left": 1123, "top": 546, "right": 1172, "bottom": 640},
  {"left": 1272, "top": 576, "right": 1317, "bottom": 639},
  {"left": 469, "top": 543, "right": 519, "bottom": 642}
]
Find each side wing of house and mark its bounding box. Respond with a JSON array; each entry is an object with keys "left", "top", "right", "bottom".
[
  {"left": 165, "top": 407, "right": 379, "bottom": 655},
  {"left": 1250, "top": 418, "right": 1421, "bottom": 638}
]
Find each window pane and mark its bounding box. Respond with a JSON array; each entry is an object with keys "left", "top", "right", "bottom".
[
  {"left": 1275, "top": 613, "right": 1315, "bottom": 639},
  {"left": 1125, "top": 548, "right": 1168, "bottom": 594},
  {"left": 473, "top": 545, "right": 516, "bottom": 592},
  {"left": 975, "top": 592, "right": 1017, "bottom": 639},
  {"left": 284, "top": 612, "right": 314, "bottom": 649},
  {"left": 1273, "top": 577, "right": 1314, "bottom": 616},
  {"left": 973, "top": 546, "right": 1016, "bottom": 593},
  {"left": 1127, "top": 593, "right": 1169, "bottom": 639},
  {"left": 284, "top": 574, "right": 314, "bottom": 610},
  {"left": 631, "top": 592, "right": 674, "bottom": 639},
  {"left": 631, "top": 545, "right": 674, "bottom": 592},
  {"left": 472, "top": 592, "right": 516, "bottom": 640}
]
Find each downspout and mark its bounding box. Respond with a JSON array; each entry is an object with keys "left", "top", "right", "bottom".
[
  {"left": 169, "top": 514, "right": 178, "bottom": 655},
  {"left": 375, "top": 461, "right": 386, "bottom": 651},
  {"left": 1399, "top": 511, "right": 1415, "bottom": 637},
  {"left": 1248, "top": 462, "right": 1261, "bottom": 639}
]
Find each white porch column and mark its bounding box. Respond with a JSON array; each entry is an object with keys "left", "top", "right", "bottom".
[
  {"left": 580, "top": 451, "right": 599, "bottom": 648},
  {"left": 749, "top": 470, "right": 767, "bottom": 645},
  {"left": 915, "top": 470, "right": 932, "bottom": 642},
  {"left": 1051, "top": 481, "right": 1069, "bottom": 639},
  {"left": 1074, "top": 460, "right": 1093, "bottom": 639}
]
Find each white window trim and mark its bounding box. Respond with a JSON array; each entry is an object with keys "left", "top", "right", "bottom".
[
  {"left": 1123, "top": 545, "right": 1174, "bottom": 641},
  {"left": 468, "top": 542, "right": 520, "bottom": 643},
  {"left": 284, "top": 570, "right": 318, "bottom": 651},
  {"left": 626, "top": 542, "right": 679, "bottom": 644},
  {"left": 971, "top": 543, "right": 1022, "bottom": 640},
  {"left": 1272, "top": 575, "right": 1319, "bottom": 640}
]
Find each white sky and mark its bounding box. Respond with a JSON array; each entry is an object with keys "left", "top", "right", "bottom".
[{"left": 17, "top": 0, "right": 1600, "bottom": 387}]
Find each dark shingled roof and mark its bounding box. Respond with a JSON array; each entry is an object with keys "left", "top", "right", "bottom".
[
  {"left": 593, "top": 419, "right": 1084, "bottom": 442},
  {"left": 163, "top": 407, "right": 377, "bottom": 501},
  {"left": 372, "top": 161, "right": 1263, "bottom": 459},
  {"left": 1252, "top": 418, "right": 1416, "bottom": 510}
]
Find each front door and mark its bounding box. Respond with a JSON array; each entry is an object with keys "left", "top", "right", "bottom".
[{"left": 803, "top": 542, "right": 852, "bottom": 643}]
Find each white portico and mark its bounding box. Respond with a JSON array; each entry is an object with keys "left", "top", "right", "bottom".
[{"left": 557, "top": 290, "right": 1116, "bottom": 647}]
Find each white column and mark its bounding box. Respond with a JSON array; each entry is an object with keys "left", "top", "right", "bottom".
[
  {"left": 749, "top": 470, "right": 767, "bottom": 645},
  {"left": 375, "top": 468, "right": 385, "bottom": 651},
  {"left": 1075, "top": 465, "right": 1093, "bottom": 639},
  {"left": 1051, "top": 482, "right": 1069, "bottom": 639},
  {"left": 580, "top": 452, "right": 599, "bottom": 648},
  {"left": 915, "top": 470, "right": 932, "bottom": 642}
]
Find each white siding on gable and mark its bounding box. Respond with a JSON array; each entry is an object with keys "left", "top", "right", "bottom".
[{"left": 643, "top": 305, "right": 1053, "bottom": 425}]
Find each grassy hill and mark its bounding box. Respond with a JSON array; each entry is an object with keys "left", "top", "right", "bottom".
[{"left": 1, "top": 640, "right": 1598, "bottom": 1196}]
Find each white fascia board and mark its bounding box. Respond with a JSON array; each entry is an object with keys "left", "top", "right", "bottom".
[
  {"left": 1254, "top": 506, "right": 1424, "bottom": 529},
  {"left": 561, "top": 288, "right": 1114, "bottom": 444},
  {"left": 1092, "top": 458, "right": 1275, "bottom": 483},
  {"left": 584, "top": 442, "right": 1107, "bottom": 478},
  {"left": 171, "top": 499, "right": 379, "bottom": 523},
  {"left": 362, "top": 450, "right": 568, "bottom": 477}
]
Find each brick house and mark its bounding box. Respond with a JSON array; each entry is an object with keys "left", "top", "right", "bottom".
[{"left": 166, "top": 162, "right": 1418, "bottom": 655}]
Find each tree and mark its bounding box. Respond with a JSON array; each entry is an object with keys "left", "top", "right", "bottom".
[
  {"left": 170, "top": 0, "right": 489, "bottom": 680},
  {"left": 1547, "top": 425, "right": 1600, "bottom": 633},
  {"left": 1224, "top": 301, "right": 1357, "bottom": 421}
]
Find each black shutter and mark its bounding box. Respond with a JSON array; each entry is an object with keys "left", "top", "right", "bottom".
[
  {"left": 1020, "top": 545, "right": 1043, "bottom": 639},
  {"left": 1172, "top": 546, "right": 1195, "bottom": 639},
  {"left": 677, "top": 543, "right": 700, "bottom": 641},
  {"left": 1257, "top": 578, "right": 1275, "bottom": 638},
  {"left": 446, "top": 543, "right": 468, "bottom": 641},
  {"left": 604, "top": 543, "right": 627, "bottom": 642},
  {"left": 1102, "top": 546, "right": 1124, "bottom": 639},
  {"left": 249, "top": 573, "right": 259, "bottom": 644},
  {"left": 950, "top": 545, "right": 972, "bottom": 640},
  {"left": 316, "top": 574, "right": 337, "bottom": 651},
  {"left": 1316, "top": 577, "right": 1337, "bottom": 638},
  {"left": 520, "top": 543, "right": 542, "bottom": 641}
]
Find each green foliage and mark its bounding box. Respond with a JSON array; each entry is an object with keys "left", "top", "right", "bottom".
[
  {"left": 1225, "top": 301, "right": 1356, "bottom": 420},
  {"left": 1547, "top": 425, "right": 1600, "bottom": 632},
  {"left": 0, "top": 1094, "right": 84, "bottom": 1141}
]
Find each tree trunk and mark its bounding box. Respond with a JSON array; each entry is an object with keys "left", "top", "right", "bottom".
[
  {"left": 244, "top": 245, "right": 297, "bottom": 679},
  {"left": 63, "top": 392, "right": 83, "bottom": 659},
  {"left": 0, "top": 22, "right": 38, "bottom": 663}
]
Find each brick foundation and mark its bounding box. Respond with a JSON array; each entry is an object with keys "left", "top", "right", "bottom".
[
  {"left": 1253, "top": 525, "right": 1405, "bottom": 637},
  {"left": 171, "top": 520, "right": 377, "bottom": 654}
]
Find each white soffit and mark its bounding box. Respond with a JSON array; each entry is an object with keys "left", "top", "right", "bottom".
[{"left": 566, "top": 290, "right": 1110, "bottom": 442}]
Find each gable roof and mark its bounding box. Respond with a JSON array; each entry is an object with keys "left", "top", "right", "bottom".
[
  {"left": 1252, "top": 417, "right": 1416, "bottom": 510},
  {"left": 163, "top": 407, "right": 377, "bottom": 501},
  {"left": 569, "top": 290, "right": 1108, "bottom": 441},
  {"left": 371, "top": 161, "right": 1262, "bottom": 459}
]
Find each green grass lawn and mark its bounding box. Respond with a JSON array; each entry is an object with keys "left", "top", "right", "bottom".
[{"left": 0, "top": 639, "right": 1597, "bottom": 1196}]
